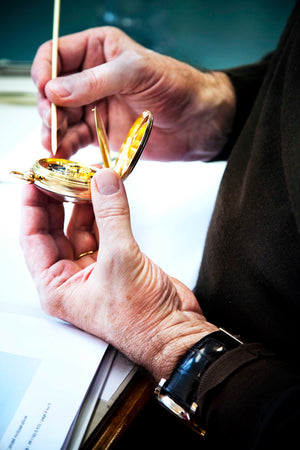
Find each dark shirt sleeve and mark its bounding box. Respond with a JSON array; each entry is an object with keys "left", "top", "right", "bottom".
[
  {"left": 196, "top": 343, "right": 300, "bottom": 449},
  {"left": 193, "top": 3, "right": 300, "bottom": 447},
  {"left": 215, "top": 54, "right": 273, "bottom": 160}
]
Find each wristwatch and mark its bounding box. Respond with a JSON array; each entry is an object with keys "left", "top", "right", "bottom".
[{"left": 155, "top": 328, "right": 243, "bottom": 437}]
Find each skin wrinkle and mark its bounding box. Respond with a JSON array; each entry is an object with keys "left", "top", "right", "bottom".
[
  {"left": 94, "top": 201, "right": 130, "bottom": 221},
  {"left": 93, "top": 249, "right": 191, "bottom": 362},
  {"left": 22, "top": 209, "right": 49, "bottom": 237},
  {"left": 132, "top": 310, "right": 212, "bottom": 379},
  {"left": 94, "top": 256, "right": 170, "bottom": 339},
  {"left": 103, "top": 299, "right": 161, "bottom": 361},
  {"left": 103, "top": 27, "right": 130, "bottom": 62},
  {"left": 117, "top": 51, "right": 158, "bottom": 97},
  {"left": 126, "top": 55, "right": 184, "bottom": 108},
  {"left": 58, "top": 33, "right": 87, "bottom": 75},
  {"left": 57, "top": 46, "right": 64, "bottom": 77},
  {"left": 100, "top": 244, "right": 141, "bottom": 285},
  {"left": 118, "top": 69, "right": 193, "bottom": 161},
  {"left": 39, "top": 260, "right": 87, "bottom": 318},
  {"left": 82, "top": 35, "right": 103, "bottom": 72},
  {"left": 124, "top": 60, "right": 233, "bottom": 162},
  {"left": 83, "top": 68, "right": 102, "bottom": 98},
  {"left": 40, "top": 260, "right": 73, "bottom": 288}
]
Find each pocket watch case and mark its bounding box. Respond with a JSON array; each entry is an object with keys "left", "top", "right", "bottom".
[{"left": 11, "top": 109, "right": 153, "bottom": 203}]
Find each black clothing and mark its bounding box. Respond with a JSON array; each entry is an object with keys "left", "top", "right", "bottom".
[
  {"left": 195, "top": 1, "right": 300, "bottom": 356},
  {"left": 114, "top": 3, "right": 300, "bottom": 449},
  {"left": 193, "top": 0, "right": 300, "bottom": 447}
]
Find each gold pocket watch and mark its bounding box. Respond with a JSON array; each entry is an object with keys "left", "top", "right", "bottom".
[{"left": 11, "top": 108, "right": 153, "bottom": 203}]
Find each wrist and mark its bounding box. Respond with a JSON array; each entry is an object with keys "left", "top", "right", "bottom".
[
  {"left": 187, "top": 70, "right": 236, "bottom": 161},
  {"left": 149, "top": 316, "right": 218, "bottom": 380},
  {"left": 155, "top": 328, "right": 243, "bottom": 435}
]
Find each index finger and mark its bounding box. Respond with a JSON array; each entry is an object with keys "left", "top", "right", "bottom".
[
  {"left": 20, "top": 184, "right": 73, "bottom": 280},
  {"left": 31, "top": 29, "right": 98, "bottom": 96}
]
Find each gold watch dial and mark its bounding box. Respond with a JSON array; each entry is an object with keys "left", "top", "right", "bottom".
[
  {"left": 36, "top": 159, "right": 95, "bottom": 180},
  {"left": 32, "top": 158, "right": 97, "bottom": 203}
]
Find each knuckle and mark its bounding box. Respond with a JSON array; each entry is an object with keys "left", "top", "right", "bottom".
[
  {"left": 38, "top": 264, "right": 70, "bottom": 317},
  {"left": 82, "top": 68, "right": 100, "bottom": 93},
  {"left": 94, "top": 190, "right": 130, "bottom": 220},
  {"left": 96, "top": 205, "right": 129, "bottom": 221}
]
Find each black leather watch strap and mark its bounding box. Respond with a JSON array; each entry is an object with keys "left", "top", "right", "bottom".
[{"left": 155, "top": 328, "right": 242, "bottom": 435}]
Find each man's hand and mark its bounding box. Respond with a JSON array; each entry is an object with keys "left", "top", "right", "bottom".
[
  {"left": 21, "top": 169, "right": 217, "bottom": 380},
  {"left": 32, "top": 26, "right": 236, "bottom": 162}
]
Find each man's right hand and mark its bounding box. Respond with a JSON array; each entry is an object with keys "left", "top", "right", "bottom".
[{"left": 31, "top": 26, "right": 236, "bottom": 161}]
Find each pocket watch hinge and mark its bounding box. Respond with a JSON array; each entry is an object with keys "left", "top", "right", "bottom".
[{"left": 10, "top": 170, "right": 37, "bottom": 183}]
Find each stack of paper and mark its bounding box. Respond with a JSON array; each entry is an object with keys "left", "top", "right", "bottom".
[{"left": 0, "top": 313, "right": 111, "bottom": 449}]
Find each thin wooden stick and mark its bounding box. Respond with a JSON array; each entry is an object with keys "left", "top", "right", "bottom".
[{"left": 51, "top": 0, "right": 61, "bottom": 155}]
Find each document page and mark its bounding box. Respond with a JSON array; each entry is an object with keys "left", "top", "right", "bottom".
[{"left": 0, "top": 312, "right": 108, "bottom": 450}]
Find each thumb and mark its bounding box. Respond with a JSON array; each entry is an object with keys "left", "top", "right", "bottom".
[
  {"left": 91, "top": 169, "right": 134, "bottom": 253},
  {"left": 45, "top": 52, "right": 140, "bottom": 107}
]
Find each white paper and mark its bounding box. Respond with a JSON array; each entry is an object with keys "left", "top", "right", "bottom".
[
  {"left": 0, "top": 313, "right": 108, "bottom": 450},
  {"left": 62, "top": 347, "right": 117, "bottom": 450}
]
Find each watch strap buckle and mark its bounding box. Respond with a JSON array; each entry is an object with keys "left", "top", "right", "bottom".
[{"left": 155, "top": 378, "right": 206, "bottom": 437}]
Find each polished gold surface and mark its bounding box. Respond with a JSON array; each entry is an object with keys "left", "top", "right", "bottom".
[
  {"left": 93, "top": 107, "right": 153, "bottom": 181},
  {"left": 93, "top": 107, "right": 111, "bottom": 169},
  {"left": 11, "top": 159, "right": 97, "bottom": 203},
  {"left": 114, "top": 110, "right": 152, "bottom": 180},
  {"left": 11, "top": 109, "right": 153, "bottom": 202},
  {"left": 32, "top": 158, "right": 96, "bottom": 202}
]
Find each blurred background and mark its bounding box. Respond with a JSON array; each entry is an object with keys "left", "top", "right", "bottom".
[
  {"left": 0, "top": 0, "right": 296, "bottom": 70},
  {"left": 0, "top": 0, "right": 296, "bottom": 156}
]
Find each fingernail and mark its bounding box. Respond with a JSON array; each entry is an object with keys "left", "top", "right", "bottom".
[
  {"left": 47, "top": 78, "right": 72, "bottom": 98},
  {"left": 95, "top": 170, "right": 120, "bottom": 195}
]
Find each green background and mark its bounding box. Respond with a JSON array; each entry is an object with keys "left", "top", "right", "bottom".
[{"left": 0, "top": 0, "right": 296, "bottom": 69}]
